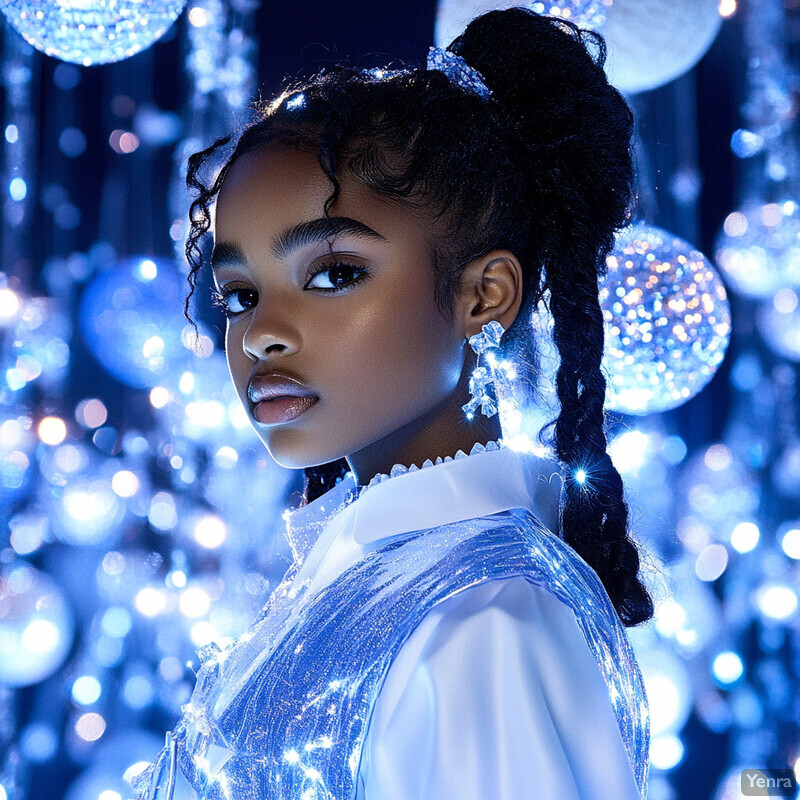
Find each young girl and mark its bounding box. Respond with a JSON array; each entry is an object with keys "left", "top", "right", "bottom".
[{"left": 133, "top": 7, "right": 654, "bottom": 799}]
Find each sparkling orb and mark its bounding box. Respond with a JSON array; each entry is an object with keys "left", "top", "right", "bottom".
[
  {"left": 1, "top": 0, "right": 189, "bottom": 67},
  {"left": 601, "top": 223, "right": 731, "bottom": 414},
  {"left": 599, "top": 0, "right": 721, "bottom": 93},
  {"left": 533, "top": 222, "right": 731, "bottom": 416},
  {"left": 0, "top": 563, "right": 75, "bottom": 687},
  {"left": 433, "top": 0, "right": 720, "bottom": 94},
  {"left": 715, "top": 200, "right": 800, "bottom": 298},
  {"left": 79, "top": 256, "right": 198, "bottom": 390},
  {"left": 755, "top": 288, "right": 800, "bottom": 362}
]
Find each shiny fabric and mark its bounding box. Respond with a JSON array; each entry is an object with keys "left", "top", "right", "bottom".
[
  {"left": 356, "top": 576, "right": 645, "bottom": 800},
  {"left": 133, "top": 505, "right": 649, "bottom": 800}
]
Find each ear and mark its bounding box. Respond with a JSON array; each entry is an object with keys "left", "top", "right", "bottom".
[{"left": 454, "top": 249, "right": 524, "bottom": 339}]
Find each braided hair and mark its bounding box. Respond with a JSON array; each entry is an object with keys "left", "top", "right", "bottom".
[{"left": 183, "top": 7, "right": 654, "bottom": 627}]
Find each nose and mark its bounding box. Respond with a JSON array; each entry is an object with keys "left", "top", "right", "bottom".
[{"left": 240, "top": 298, "right": 300, "bottom": 362}]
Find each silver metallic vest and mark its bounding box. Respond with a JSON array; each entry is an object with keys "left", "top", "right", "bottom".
[{"left": 133, "top": 508, "right": 650, "bottom": 800}]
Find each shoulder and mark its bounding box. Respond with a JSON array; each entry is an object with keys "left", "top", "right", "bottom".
[
  {"left": 360, "top": 575, "right": 641, "bottom": 800},
  {"left": 382, "top": 575, "right": 596, "bottom": 693}
]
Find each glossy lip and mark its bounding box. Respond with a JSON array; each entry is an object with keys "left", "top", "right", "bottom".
[{"left": 247, "top": 370, "right": 319, "bottom": 405}]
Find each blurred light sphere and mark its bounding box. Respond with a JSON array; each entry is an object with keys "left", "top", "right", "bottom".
[
  {"left": 0, "top": 562, "right": 75, "bottom": 687},
  {"left": 7, "top": 297, "right": 72, "bottom": 392},
  {"left": 755, "top": 288, "right": 800, "bottom": 362},
  {"left": 54, "top": 476, "right": 126, "bottom": 546},
  {"left": 203, "top": 445, "right": 298, "bottom": 550},
  {"left": 79, "top": 256, "right": 197, "bottom": 390},
  {"left": 599, "top": 223, "right": 731, "bottom": 414},
  {"left": 0, "top": 415, "right": 36, "bottom": 506},
  {"left": 715, "top": 200, "right": 800, "bottom": 298},
  {"left": 0, "top": 0, "right": 189, "bottom": 66},
  {"left": 772, "top": 438, "right": 800, "bottom": 499},
  {"left": 598, "top": 0, "right": 721, "bottom": 93},
  {"left": 63, "top": 765, "right": 134, "bottom": 800},
  {"left": 154, "top": 350, "right": 262, "bottom": 448},
  {"left": 433, "top": 0, "right": 721, "bottom": 93},
  {"left": 91, "top": 730, "right": 163, "bottom": 782},
  {"left": 636, "top": 645, "right": 693, "bottom": 736},
  {"left": 678, "top": 443, "right": 760, "bottom": 529}
]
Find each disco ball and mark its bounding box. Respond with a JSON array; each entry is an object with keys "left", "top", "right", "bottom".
[
  {"left": 0, "top": 562, "right": 75, "bottom": 687},
  {"left": 532, "top": 222, "right": 731, "bottom": 415},
  {"left": 600, "top": 223, "right": 731, "bottom": 414},
  {"left": 79, "top": 256, "right": 198, "bottom": 390},
  {"left": 1, "top": 0, "right": 189, "bottom": 66},
  {"left": 435, "top": 0, "right": 609, "bottom": 48},
  {"left": 715, "top": 200, "right": 800, "bottom": 298},
  {"left": 433, "top": 0, "right": 721, "bottom": 94}
]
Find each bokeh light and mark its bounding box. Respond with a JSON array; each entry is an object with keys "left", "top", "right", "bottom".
[
  {"left": 715, "top": 200, "right": 800, "bottom": 298},
  {"left": 37, "top": 416, "right": 67, "bottom": 445},
  {"left": 79, "top": 256, "right": 201, "bottom": 390},
  {"left": 0, "top": 564, "right": 75, "bottom": 687}
]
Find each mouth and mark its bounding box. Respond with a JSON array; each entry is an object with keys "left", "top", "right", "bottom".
[
  {"left": 252, "top": 395, "right": 319, "bottom": 425},
  {"left": 247, "top": 372, "right": 319, "bottom": 426}
]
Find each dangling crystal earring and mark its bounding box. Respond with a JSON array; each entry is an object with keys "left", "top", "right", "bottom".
[{"left": 462, "top": 320, "right": 517, "bottom": 420}]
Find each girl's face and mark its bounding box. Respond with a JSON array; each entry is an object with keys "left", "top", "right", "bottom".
[{"left": 212, "top": 144, "right": 471, "bottom": 472}]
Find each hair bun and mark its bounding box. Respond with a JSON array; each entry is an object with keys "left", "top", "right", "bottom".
[{"left": 448, "top": 7, "right": 633, "bottom": 260}]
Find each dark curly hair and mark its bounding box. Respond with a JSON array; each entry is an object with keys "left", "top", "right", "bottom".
[{"left": 182, "top": 7, "right": 654, "bottom": 627}]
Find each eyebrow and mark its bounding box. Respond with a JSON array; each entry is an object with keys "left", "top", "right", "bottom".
[{"left": 211, "top": 216, "right": 387, "bottom": 271}]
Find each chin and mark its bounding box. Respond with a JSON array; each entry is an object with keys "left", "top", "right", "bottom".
[{"left": 259, "top": 430, "right": 348, "bottom": 472}]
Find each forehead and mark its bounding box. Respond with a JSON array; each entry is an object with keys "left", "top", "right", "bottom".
[
  {"left": 215, "top": 146, "right": 331, "bottom": 235},
  {"left": 213, "top": 144, "right": 428, "bottom": 252}
]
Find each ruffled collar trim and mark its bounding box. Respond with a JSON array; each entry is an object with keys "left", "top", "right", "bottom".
[
  {"left": 283, "top": 439, "right": 507, "bottom": 564},
  {"left": 360, "top": 439, "right": 504, "bottom": 492}
]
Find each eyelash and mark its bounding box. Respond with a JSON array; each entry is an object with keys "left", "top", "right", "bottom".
[{"left": 210, "top": 261, "right": 371, "bottom": 318}]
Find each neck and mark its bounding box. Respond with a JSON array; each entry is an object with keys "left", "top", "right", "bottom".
[{"left": 346, "top": 369, "right": 502, "bottom": 485}]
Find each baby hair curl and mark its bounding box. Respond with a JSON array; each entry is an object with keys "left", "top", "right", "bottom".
[{"left": 183, "top": 7, "right": 654, "bottom": 627}]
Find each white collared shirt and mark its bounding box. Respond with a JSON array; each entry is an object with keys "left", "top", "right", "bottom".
[{"left": 282, "top": 443, "right": 644, "bottom": 800}]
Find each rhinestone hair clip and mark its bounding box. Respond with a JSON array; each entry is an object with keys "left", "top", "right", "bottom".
[{"left": 426, "top": 46, "right": 492, "bottom": 99}]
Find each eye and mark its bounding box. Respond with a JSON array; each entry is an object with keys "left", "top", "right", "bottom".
[
  {"left": 304, "top": 262, "right": 370, "bottom": 293},
  {"left": 210, "top": 285, "right": 257, "bottom": 317}
]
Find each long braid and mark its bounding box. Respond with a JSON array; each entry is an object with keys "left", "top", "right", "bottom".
[{"left": 547, "top": 267, "right": 654, "bottom": 627}]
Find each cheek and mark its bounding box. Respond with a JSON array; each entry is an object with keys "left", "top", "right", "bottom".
[
  {"left": 224, "top": 326, "right": 249, "bottom": 400},
  {"left": 323, "top": 288, "right": 461, "bottom": 414}
]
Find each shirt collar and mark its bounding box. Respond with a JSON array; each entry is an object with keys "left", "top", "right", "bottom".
[{"left": 283, "top": 441, "right": 562, "bottom": 582}]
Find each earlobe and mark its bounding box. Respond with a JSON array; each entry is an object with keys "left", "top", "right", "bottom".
[{"left": 457, "top": 250, "right": 524, "bottom": 337}]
